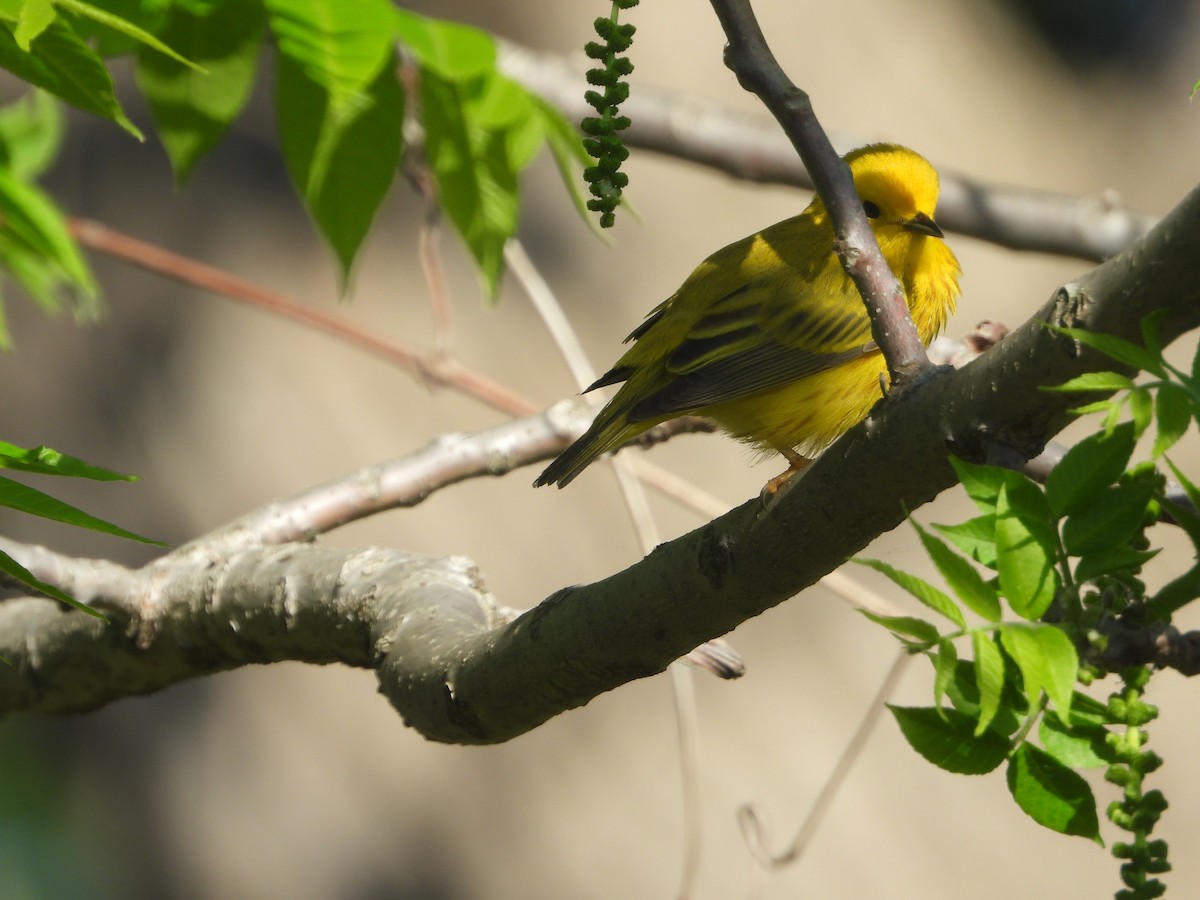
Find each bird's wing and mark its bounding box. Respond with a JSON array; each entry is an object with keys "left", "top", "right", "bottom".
[{"left": 626, "top": 279, "right": 876, "bottom": 422}]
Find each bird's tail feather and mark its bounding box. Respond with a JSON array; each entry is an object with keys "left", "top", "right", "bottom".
[{"left": 533, "top": 416, "right": 638, "bottom": 488}]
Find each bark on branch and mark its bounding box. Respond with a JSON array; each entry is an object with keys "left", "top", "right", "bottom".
[{"left": 2, "top": 182, "right": 1199, "bottom": 742}]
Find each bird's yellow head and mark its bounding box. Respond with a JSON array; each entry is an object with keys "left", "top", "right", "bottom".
[{"left": 844, "top": 143, "right": 944, "bottom": 240}]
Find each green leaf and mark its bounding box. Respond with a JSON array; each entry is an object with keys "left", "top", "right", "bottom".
[
  {"left": 995, "top": 482, "right": 1059, "bottom": 619},
  {"left": 1006, "top": 743, "right": 1101, "bottom": 841},
  {"left": 1074, "top": 546, "right": 1159, "bottom": 584},
  {"left": 0, "top": 440, "right": 135, "bottom": 479},
  {"left": 933, "top": 515, "right": 997, "bottom": 568},
  {"left": 422, "top": 69, "right": 521, "bottom": 298},
  {"left": 999, "top": 623, "right": 1078, "bottom": 722},
  {"left": 1061, "top": 481, "right": 1156, "bottom": 557},
  {"left": 14, "top": 0, "right": 54, "bottom": 50},
  {"left": 0, "top": 473, "right": 162, "bottom": 544},
  {"left": 859, "top": 609, "right": 939, "bottom": 645},
  {"left": 1140, "top": 310, "right": 1167, "bottom": 360},
  {"left": 0, "top": 89, "right": 64, "bottom": 179},
  {"left": 392, "top": 7, "right": 495, "bottom": 80},
  {"left": 1153, "top": 380, "right": 1193, "bottom": 458},
  {"left": 276, "top": 47, "right": 402, "bottom": 284},
  {"left": 914, "top": 520, "right": 1001, "bottom": 620},
  {"left": 971, "top": 630, "right": 1005, "bottom": 736},
  {"left": 1044, "top": 422, "right": 1135, "bottom": 518},
  {"left": 55, "top": 0, "right": 203, "bottom": 71},
  {"left": 890, "top": 705, "right": 1010, "bottom": 775},
  {"left": 851, "top": 557, "right": 965, "bottom": 628},
  {"left": 932, "top": 637, "right": 957, "bottom": 712},
  {"left": 1049, "top": 325, "right": 1162, "bottom": 376},
  {"left": 265, "top": 0, "right": 393, "bottom": 101},
  {"left": 950, "top": 455, "right": 1008, "bottom": 514},
  {"left": 135, "top": 0, "right": 264, "bottom": 182},
  {"left": 943, "top": 659, "right": 1024, "bottom": 732},
  {"left": 0, "top": 17, "right": 140, "bottom": 137},
  {"left": 1041, "top": 371, "right": 1135, "bottom": 393},
  {"left": 1039, "top": 716, "right": 1112, "bottom": 769},
  {"left": 0, "top": 547, "right": 104, "bottom": 617},
  {"left": 1128, "top": 385, "right": 1152, "bottom": 437},
  {"left": 0, "top": 163, "right": 98, "bottom": 333}
]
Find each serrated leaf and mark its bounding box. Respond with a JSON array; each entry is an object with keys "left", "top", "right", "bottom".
[
  {"left": 1153, "top": 380, "right": 1193, "bottom": 458},
  {"left": 932, "top": 637, "right": 957, "bottom": 712},
  {"left": 1039, "top": 716, "right": 1112, "bottom": 769},
  {"left": 1041, "top": 371, "right": 1135, "bottom": 393},
  {"left": 1006, "top": 743, "right": 1101, "bottom": 841},
  {"left": 1074, "top": 546, "right": 1159, "bottom": 583},
  {"left": 859, "top": 608, "right": 939, "bottom": 645},
  {"left": 0, "top": 547, "right": 103, "bottom": 617},
  {"left": 852, "top": 557, "right": 965, "bottom": 628},
  {"left": 1061, "top": 482, "right": 1155, "bottom": 557},
  {"left": 265, "top": 0, "right": 393, "bottom": 101},
  {"left": 1049, "top": 325, "right": 1162, "bottom": 376},
  {"left": 972, "top": 630, "right": 1005, "bottom": 736},
  {"left": 0, "top": 473, "right": 162, "bottom": 544},
  {"left": 995, "top": 483, "right": 1059, "bottom": 619},
  {"left": 0, "top": 17, "right": 140, "bottom": 137},
  {"left": 1044, "top": 422, "right": 1135, "bottom": 518},
  {"left": 135, "top": 0, "right": 264, "bottom": 182},
  {"left": 999, "top": 623, "right": 1078, "bottom": 722},
  {"left": 933, "top": 516, "right": 997, "bottom": 568},
  {"left": 0, "top": 440, "right": 134, "bottom": 479},
  {"left": 422, "top": 69, "right": 521, "bottom": 298},
  {"left": 56, "top": 0, "right": 203, "bottom": 71},
  {"left": 392, "top": 7, "right": 494, "bottom": 80},
  {"left": 276, "top": 47, "right": 402, "bottom": 284},
  {"left": 890, "top": 705, "right": 1010, "bottom": 775},
  {"left": 915, "top": 520, "right": 1000, "bottom": 620}
]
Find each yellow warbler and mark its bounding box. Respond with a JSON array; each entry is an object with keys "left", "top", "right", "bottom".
[{"left": 535, "top": 143, "right": 961, "bottom": 489}]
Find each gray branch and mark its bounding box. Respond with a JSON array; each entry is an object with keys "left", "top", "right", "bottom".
[
  {"left": 2, "top": 181, "right": 1198, "bottom": 742},
  {"left": 499, "top": 42, "right": 1156, "bottom": 263}
]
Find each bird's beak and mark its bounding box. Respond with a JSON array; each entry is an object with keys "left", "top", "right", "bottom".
[{"left": 902, "top": 212, "right": 944, "bottom": 238}]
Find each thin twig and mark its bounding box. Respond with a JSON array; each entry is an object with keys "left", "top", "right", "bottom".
[
  {"left": 738, "top": 648, "right": 910, "bottom": 876},
  {"left": 508, "top": 237, "right": 705, "bottom": 900},
  {"left": 67, "top": 217, "right": 536, "bottom": 418}
]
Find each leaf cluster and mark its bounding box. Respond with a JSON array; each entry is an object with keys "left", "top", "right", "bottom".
[
  {"left": 859, "top": 316, "right": 1199, "bottom": 890},
  {"left": 0, "top": 0, "right": 592, "bottom": 312},
  {"left": 0, "top": 440, "right": 161, "bottom": 617}
]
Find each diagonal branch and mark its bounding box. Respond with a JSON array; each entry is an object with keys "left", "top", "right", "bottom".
[
  {"left": 707, "top": 0, "right": 927, "bottom": 379},
  {"left": 4, "top": 181, "right": 1199, "bottom": 739}
]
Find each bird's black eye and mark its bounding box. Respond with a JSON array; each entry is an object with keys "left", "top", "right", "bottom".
[{"left": 862, "top": 200, "right": 881, "bottom": 219}]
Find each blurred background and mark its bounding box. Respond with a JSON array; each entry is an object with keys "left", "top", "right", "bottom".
[{"left": 2, "top": 0, "right": 1200, "bottom": 897}]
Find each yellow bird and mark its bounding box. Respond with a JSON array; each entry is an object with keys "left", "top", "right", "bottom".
[{"left": 534, "top": 143, "right": 961, "bottom": 489}]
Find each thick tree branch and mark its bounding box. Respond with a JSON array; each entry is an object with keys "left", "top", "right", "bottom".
[
  {"left": 707, "top": 0, "right": 927, "bottom": 379},
  {"left": 499, "top": 42, "right": 1156, "bottom": 263},
  {"left": 4, "top": 182, "right": 1199, "bottom": 740}
]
